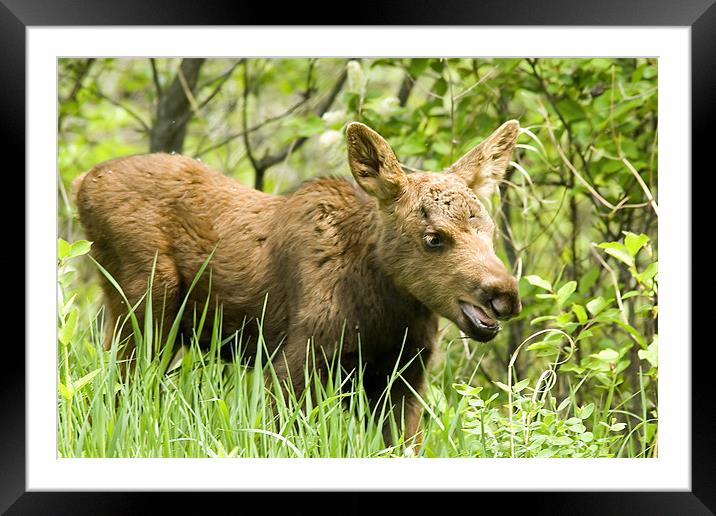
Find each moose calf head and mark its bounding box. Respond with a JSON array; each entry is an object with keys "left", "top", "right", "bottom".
[{"left": 346, "top": 120, "right": 522, "bottom": 342}]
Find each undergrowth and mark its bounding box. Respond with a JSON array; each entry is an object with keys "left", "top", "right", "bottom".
[{"left": 57, "top": 238, "right": 657, "bottom": 458}]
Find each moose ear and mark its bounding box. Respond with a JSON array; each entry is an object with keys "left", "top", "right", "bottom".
[
  {"left": 346, "top": 122, "right": 406, "bottom": 203},
  {"left": 450, "top": 120, "right": 520, "bottom": 198}
]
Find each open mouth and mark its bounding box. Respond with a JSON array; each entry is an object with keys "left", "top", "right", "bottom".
[{"left": 459, "top": 301, "right": 501, "bottom": 342}]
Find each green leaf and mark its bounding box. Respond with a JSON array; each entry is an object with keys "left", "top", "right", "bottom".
[
  {"left": 638, "top": 338, "right": 658, "bottom": 367},
  {"left": 560, "top": 363, "right": 585, "bottom": 374},
  {"left": 468, "top": 398, "right": 485, "bottom": 408},
  {"left": 68, "top": 240, "right": 92, "bottom": 259},
  {"left": 624, "top": 232, "right": 649, "bottom": 257},
  {"left": 524, "top": 275, "right": 552, "bottom": 291},
  {"left": 572, "top": 304, "right": 588, "bottom": 324},
  {"left": 637, "top": 262, "right": 658, "bottom": 284},
  {"left": 432, "top": 78, "right": 447, "bottom": 97},
  {"left": 58, "top": 309, "right": 78, "bottom": 346},
  {"left": 597, "top": 242, "right": 634, "bottom": 268},
  {"left": 586, "top": 296, "right": 611, "bottom": 316},
  {"left": 578, "top": 432, "right": 594, "bottom": 443},
  {"left": 493, "top": 381, "right": 511, "bottom": 392},
  {"left": 568, "top": 423, "right": 587, "bottom": 434},
  {"left": 556, "top": 98, "right": 586, "bottom": 123},
  {"left": 556, "top": 281, "right": 577, "bottom": 306},
  {"left": 578, "top": 403, "right": 594, "bottom": 419},
  {"left": 592, "top": 348, "right": 619, "bottom": 362},
  {"left": 613, "top": 319, "right": 647, "bottom": 348},
  {"left": 527, "top": 341, "right": 559, "bottom": 352},
  {"left": 553, "top": 435, "right": 573, "bottom": 446},
  {"left": 557, "top": 398, "right": 572, "bottom": 412},
  {"left": 453, "top": 383, "right": 483, "bottom": 397},
  {"left": 530, "top": 315, "right": 557, "bottom": 325},
  {"left": 58, "top": 239, "right": 71, "bottom": 261},
  {"left": 408, "top": 58, "right": 429, "bottom": 78},
  {"left": 513, "top": 378, "right": 530, "bottom": 392},
  {"left": 536, "top": 448, "right": 557, "bottom": 458}
]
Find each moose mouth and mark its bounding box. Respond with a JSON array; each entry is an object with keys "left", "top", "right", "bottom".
[{"left": 458, "top": 301, "right": 501, "bottom": 342}]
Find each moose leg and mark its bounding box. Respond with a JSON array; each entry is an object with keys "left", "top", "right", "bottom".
[
  {"left": 99, "top": 253, "right": 184, "bottom": 377},
  {"left": 270, "top": 335, "right": 328, "bottom": 406},
  {"left": 380, "top": 351, "right": 431, "bottom": 447}
]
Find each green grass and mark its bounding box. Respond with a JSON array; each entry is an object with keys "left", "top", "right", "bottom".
[{"left": 57, "top": 242, "right": 656, "bottom": 459}]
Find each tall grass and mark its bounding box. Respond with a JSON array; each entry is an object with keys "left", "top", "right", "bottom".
[{"left": 57, "top": 243, "right": 655, "bottom": 459}]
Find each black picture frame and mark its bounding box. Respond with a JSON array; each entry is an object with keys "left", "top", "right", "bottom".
[{"left": 8, "top": 0, "right": 714, "bottom": 513}]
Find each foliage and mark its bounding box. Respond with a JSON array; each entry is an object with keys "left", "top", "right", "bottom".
[{"left": 57, "top": 56, "right": 658, "bottom": 458}]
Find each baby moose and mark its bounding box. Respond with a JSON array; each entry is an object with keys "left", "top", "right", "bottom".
[{"left": 74, "top": 120, "right": 522, "bottom": 444}]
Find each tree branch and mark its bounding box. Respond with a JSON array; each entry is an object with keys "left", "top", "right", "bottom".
[
  {"left": 90, "top": 84, "right": 151, "bottom": 133},
  {"left": 197, "top": 59, "right": 243, "bottom": 110},
  {"left": 58, "top": 58, "right": 95, "bottom": 131},
  {"left": 195, "top": 93, "right": 309, "bottom": 158},
  {"left": 242, "top": 60, "right": 262, "bottom": 186},
  {"left": 255, "top": 66, "right": 348, "bottom": 172},
  {"left": 242, "top": 60, "right": 348, "bottom": 190}
]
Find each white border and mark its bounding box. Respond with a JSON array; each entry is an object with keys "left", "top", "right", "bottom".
[{"left": 28, "top": 27, "right": 690, "bottom": 491}]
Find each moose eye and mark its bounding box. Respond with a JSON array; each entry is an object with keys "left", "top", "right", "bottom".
[{"left": 424, "top": 232, "right": 444, "bottom": 250}]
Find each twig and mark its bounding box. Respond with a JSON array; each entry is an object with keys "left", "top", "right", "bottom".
[
  {"left": 528, "top": 58, "right": 597, "bottom": 185},
  {"left": 252, "top": 66, "right": 348, "bottom": 172},
  {"left": 622, "top": 157, "right": 658, "bottom": 217},
  {"left": 194, "top": 95, "right": 309, "bottom": 158},
  {"left": 197, "top": 59, "right": 243, "bottom": 110},
  {"left": 90, "top": 85, "right": 150, "bottom": 133},
  {"left": 177, "top": 65, "right": 200, "bottom": 117},
  {"left": 454, "top": 67, "right": 495, "bottom": 101},
  {"left": 541, "top": 105, "right": 618, "bottom": 211}
]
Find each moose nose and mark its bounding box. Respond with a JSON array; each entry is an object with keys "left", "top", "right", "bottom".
[{"left": 486, "top": 289, "right": 521, "bottom": 320}]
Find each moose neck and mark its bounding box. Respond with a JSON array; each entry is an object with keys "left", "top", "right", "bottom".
[{"left": 351, "top": 189, "right": 439, "bottom": 348}]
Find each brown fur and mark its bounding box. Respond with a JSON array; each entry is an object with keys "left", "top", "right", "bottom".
[{"left": 74, "top": 121, "right": 522, "bottom": 444}]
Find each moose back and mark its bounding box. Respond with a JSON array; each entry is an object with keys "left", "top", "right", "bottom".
[{"left": 74, "top": 121, "right": 522, "bottom": 441}]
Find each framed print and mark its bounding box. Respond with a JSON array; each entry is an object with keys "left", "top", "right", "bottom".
[{"left": 8, "top": 0, "right": 715, "bottom": 513}]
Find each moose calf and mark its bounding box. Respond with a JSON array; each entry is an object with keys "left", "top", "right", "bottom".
[{"left": 74, "top": 121, "right": 522, "bottom": 443}]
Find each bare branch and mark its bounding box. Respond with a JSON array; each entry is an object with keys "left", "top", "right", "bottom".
[
  {"left": 90, "top": 84, "right": 151, "bottom": 133},
  {"left": 540, "top": 102, "right": 618, "bottom": 211},
  {"left": 176, "top": 65, "right": 201, "bottom": 117},
  {"left": 622, "top": 157, "right": 659, "bottom": 217},
  {"left": 197, "top": 59, "right": 243, "bottom": 110},
  {"left": 194, "top": 95, "right": 309, "bottom": 158},
  {"left": 255, "top": 65, "right": 348, "bottom": 172},
  {"left": 240, "top": 59, "right": 349, "bottom": 191}
]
